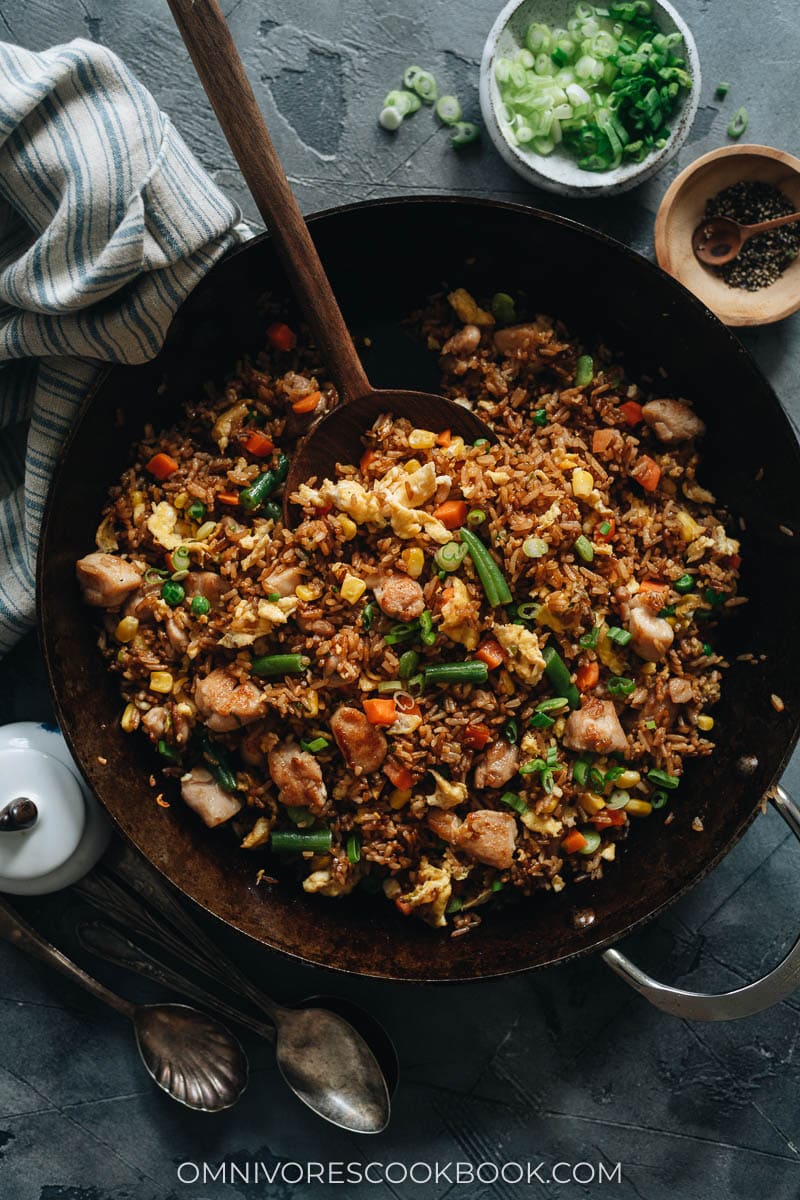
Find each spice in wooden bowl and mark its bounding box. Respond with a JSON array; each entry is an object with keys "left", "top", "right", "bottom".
[{"left": 704, "top": 180, "right": 800, "bottom": 290}]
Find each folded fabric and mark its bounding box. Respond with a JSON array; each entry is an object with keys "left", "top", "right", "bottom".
[{"left": 0, "top": 37, "right": 249, "bottom": 653}]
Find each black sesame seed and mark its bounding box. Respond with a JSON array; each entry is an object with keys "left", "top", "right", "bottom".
[{"left": 704, "top": 180, "right": 800, "bottom": 291}]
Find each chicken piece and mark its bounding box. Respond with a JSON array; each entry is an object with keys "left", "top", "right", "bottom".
[
  {"left": 441, "top": 324, "right": 481, "bottom": 357},
  {"left": 440, "top": 576, "right": 480, "bottom": 650},
  {"left": 493, "top": 624, "right": 546, "bottom": 685},
  {"left": 194, "top": 669, "right": 265, "bottom": 732},
  {"left": 268, "top": 740, "right": 327, "bottom": 812},
  {"left": 457, "top": 810, "right": 518, "bottom": 869},
  {"left": 330, "top": 706, "right": 388, "bottom": 774},
  {"left": 395, "top": 859, "right": 452, "bottom": 927},
  {"left": 628, "top": 598, "right": 674, "bottom": 663},
  {"left": 76, "top": 552, "right": 141, "bottom": 607},
  {"left": 493, "top": 317, "right": 551, "bottom": 357},
  {"left": 667, "top": 676, "right": 694, "bottom": 704},
  {"left": 592, "top": 427, "right": 624, "bottom": 459},
  {"left": 165, "top": 614, "right": 188, "bottom": 653},
  {"left": 180, "top": 766, "right": 242, "bottom": 828},
  {"left": 474, "top": 739, "right": 520, "bottom": 790},
  {"left": 263, "top": 565, "right": 304, "bottom": 598},
  {"left": 141, "top": 706, "right": 170, "bottom": 741},
  {"left": 428, "top": 808, "right": 462, "bottom": 843},
  {"left": 240, "top": 723, "right": 268, "bottom": 767},
  {"left": 563, "top": 697, "right": 628, "bottom": 755},
  {"left": 371, "top": 574, "right": 425, "bottom": 621},
  {"left": 185, "top": 571, "right": 227, "bottom": 608},
  {"left": 642, "top": 399, "right": 705, "bottom": 446},
  {"left": 123, "top": 585, "right": 160, "bottom": 623}
]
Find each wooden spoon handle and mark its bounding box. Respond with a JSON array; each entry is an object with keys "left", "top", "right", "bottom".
[
  {"left": 166, "top": 0, "right": 371, "bottom": 405},
  {"left": 743, "top": 211, "right": 800, "bottom": 238}
]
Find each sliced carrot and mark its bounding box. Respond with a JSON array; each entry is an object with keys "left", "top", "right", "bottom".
[
  {"left": 241, "top": 430, "right": 274, "bottom": 457},
  {"left": 155, "top": 795, "right": 171, "bottom": 808},
  {"left": 145, "top": 452, "right": 179, "bottom": 480},
  {"left": 639, "top": 579, "right": 664, "bottom": 593},
  {"left": 726, "top": 553, "right": 742, "bottom": 571},
  {"left": 596, "top": 516, "right": 615, "bottom": 543},
  {"left": 619, "top": 400, "right": 643, "bottom": 426},
  {"left": 363, "top": 698, "right": 398, "bottom": 726},
  {"left": 266, "top": 321, "right": 296, "bottom": 352},
  {"left": 433, "top": 499, "right": 468, "bottom": 530},
  {"left": 576, "top": 661, "right": 599, "bottom": 691},
  {"left": 436, "top": 428, "right": 452, "bottom": 447},
  {"left": 292, "top": 390, "right": 322, "bottom": 414},
  {"left": 631, "top": 455, "right": 661, "bottom": 493},
  {"left": 360, "top": 448, "right": 376, "bottom": 473},
  {"left": 561, "top": 830, "right": 588, "bottom": 854},
  {"left": 592, "top": 808, "right": 626, "bottom": 828},
  {"left": 464, "top": 723, "right": 491, "bottom": 750},
  {"left": 384, "top": 760, "right": 414, "bottom": 790},
  {"left": 474, "top": 639, "right": 506, "bottom": 671},
  {"left": 216, "top": 491, "right": 241, "bottom": 506}
]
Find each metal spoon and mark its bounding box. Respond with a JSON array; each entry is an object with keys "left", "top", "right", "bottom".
[
  {"left": 166, "top": 0, "right": 492, "bottom": 518},
  {"left": 692, "top": 210, "right": 800, "bottom": 265},
  {"left": 78, "top": 920, "right": 391, "bottom": 1134},
  {"left": 0, "top": 900, "right": 247, "bottom": 1112}
]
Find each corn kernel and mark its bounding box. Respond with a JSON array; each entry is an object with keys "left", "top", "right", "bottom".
[
  {"left": 390, "top": 787, "right": 411, "bottom": 810},
  {"left": 408, "top": 429, "right": 437, "bottom": 450},
  {"left": 697, "top": 714, "right": 714, "bottom": 731},
  {"left": 447, "top": 436, "right": 465, "bottom": 458},
  {"left": 640, "top": 662, "right": 657, "bottom": 676},
  {"left": 625, "top": 799, "right": 653, "bottom": 817},
  {"left": 600, "top": 844, "right": 616, "bottom": 861},
  {"left": 341, "top": 574, "right": 366, "bottom": 604},
  {"left": 295, "top": 583, "right": 318, "bottom": 602},
  {"left": 195, "top": 521, "right": 217, "bottom": 540},
  {"left": 404, "top": 458, "right": 423, "bottom": 473},
  {"left": 115, "top": 616, "right": 139, "bottom": 643},
  {"left": 337, "top": 514, "right": 358, "bottom": 541},
  {"left": 572, "top": 467, "right": 594, "bottom": 499},
  {"left": 173, "top": 491, "right": 188, "bottom": 510},
  {"left": 120, "top": 702, "right": 140, "bottom": 733},
  {"left": 303, "top": 690, "right": 320, "bottom": 718},
  {"left": 616, "top": 769, "right": 641, "bottom": 788},
  {"left": 497, "top": 668, "right": 516, "bottom": 696},
  {"left": 403, "top": 547, "right": 425, "bottom": 579},
  {"left": 580, "top": 792, "right": 606, "bottom": 815},
  {"left": 149, "top": 671, "right": 174, "bottom": 694},
  {"left": 677, "top": 510, "right": 704, "bottom": 542},
  {"left": 551, "top": 874, "right": 566, "bottom": 893}
]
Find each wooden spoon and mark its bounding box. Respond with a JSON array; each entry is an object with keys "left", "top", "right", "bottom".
[
  {"left": 167, "top": 0, "right": 492, "bottom": 518},
  {"left": 692, "top": 210, "right": 800, "bottom": 265}
]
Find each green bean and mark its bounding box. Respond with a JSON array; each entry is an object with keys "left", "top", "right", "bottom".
[
  {"left": 251, "top": 653, "right": 309, "bottom": 678},
  {"left": 458, "top": 527, "right": 512, "bottom": 606},
  {"left": 424, "top": 661, "right": 489, "bottom": 686},
  {"left": 542, "top": 644, "right": 580, "bottom": 709},
  {"left": 201, "top": 740, "right": 238, "bottom": 793},
  {"left": 271, "top": 829, "right": 332, "bottom": 854},
  {"left": 239, "top": 453, "right": 290, "bottom": 511}
]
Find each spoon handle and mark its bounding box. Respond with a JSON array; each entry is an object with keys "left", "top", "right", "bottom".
[
  {"left": 0, "top": 898, "right": 135, "bottom": 1019},
  {"left": 166, "top": 0, "right": 371, "bottom": 406},
  {"left": 743, "top": 211, "right": 800, "bottom": 237}
]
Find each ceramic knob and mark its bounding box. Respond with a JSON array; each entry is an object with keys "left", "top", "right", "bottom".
[{"left": 0, "top": 722, "right": 111, "bottom": 895}]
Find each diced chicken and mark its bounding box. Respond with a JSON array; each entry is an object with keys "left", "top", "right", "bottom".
[
  {"left": 194, "top": 668, "right": 265, "bottom": 732},
  {"left": 263, "top": 566, "right": 304, "bottom": 598},
  {"left": 185, "top": 571, "right": 227, "bottom": 607},
  {"left": 642, "top": 399, "right": 705, "bottom": 446},
  {"left": 493, "top": 624, "right": 546, "bottom": 685},
  {"left": 474, "top": 739, "right": 520, "bottom": 789},
  {"left": 180, "top": 766, "right": 242, "bottom": 828},
  {"left": 165, "top": 614, "right": 188, "bottom": 653},
  {"left": 124, "top": 585, "right": 160, "bottom": 623},
  {"left": 279, "top": 372, "right": 317, "bottom": 405},
  {"left": 141, "top": 706, "right": 170, "bottom": 741},
  {"left": 396, "top": 859, "right": 452, "bottom": 927},
  {"left": 76, "top": 553, "right": 141, "bottom": 607},
  {"left": 428, "top": 807, "right": 517, "bottom": 869},
  {"left": 591, "top": 428, "right": 624, "bottom": 459},
  {"left": 563, "top": 697, "right": 628, "bottom": 756},
  {"left": 441, "top": 324, "right": 481, "bottom": 357},
  {"left": 667, "top": 677, "right": 694, "bottom": 704},
  {"left": 372, "top": 574, "right": 425, "bottom": 621},
  {"left": 440, "top": 576, "right": 480, "bottom": 650},
  {"left": 628, "top": 598, "right": 674, "bottom": 663},
  {"left": 268, "top": 740, "right": 327, "bottom": 812},
  {"left": 428, "top": 808, "right": 462, "bottom": 843},
  {"left": 330, "top": 706, "right": 388, "bottom": 774}
]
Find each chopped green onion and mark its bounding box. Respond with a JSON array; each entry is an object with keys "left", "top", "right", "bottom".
[
  {"left": 419, "top": 609, "right": 436, "bottom": 646},
  {"left": 520, "top": 757, "right": 546, "bottom": 775},
  {"left": 491, "top": 879, "right": 505, "bottom": 893},
  {"left": 346, "top": 832, "right": 362, "bottom": 864},
  {"left": 516, "top": 601, "right": 541, "bottom": 621},
  {"left": 543, "top": 645, "right": 580, "bottom": 709},
  {"left": 523, "top": 536, "right": 549, "bottom": 558},
  {"left": 579, "top": 623, "right": 600, "bottom": 650},
  {"left": 646, "top": 768, "right": 680, "bottom": 790},
  {"left": 702, "top": 642, "right": 712, "bottom": 657},
  {"left": 674, "top": 573, "right": 694, "bottom": 593},
  {"left": 529, "top": 711, "right": 555, "bottom": 728},
  {"left": 425, "top": 661, "right": 489, "bottom": 685},
  {"left": 406, "top": 68, "right": 438, "bottom": 103},
  {"left": 384, "top": 89, "right": 421, "bottom": 115},
  {"left": 161, "top": 580, "right": 185, "bottom": 608},
  {"left": 398, "top": 650, "right": 420, "bottom": 680},
  {"left": 545, "top": 745, "right": 558, "bottom": 767},
  {"left": 536, "top": 696, "right": 569, "bottom": 713},
  {"left": 286, "top": 805, "right": 315, "bottom": 828},
  {"left": 379, "top": 106, "right": 404, "bottom": 132},
  {"left": 651, "top": 789, "right": 669, "bottom": 809},
  {"left": 606, "top": 626, "right": 632, "bottom": 646},
  {"left": 251, "top": 653, "right": 309, "bottom": 677},
  {"left": 190, "top": 595, "right": 211, "bottom": 616},
  {"left": 467, "top": 508, "right": 486, "bottom": 526},
  {"left": 607, "top": 788, "right": 630, "bottom": 809},
  {"left": 262, "top": 501, "right": 282, "bottom": 523},
  {"left": 659, "top": 605, "right": 676, "bottom": 617},
  {"left": 575, "top": 354, "right": 594, "bottom": 387},
  {"left": 704, "top": 587, "right": 724, "bottom": 607},
  {"left": 573, "top": 759, "right": 590, "bottom": 786},
  {"left": 541, "top": 768, "right": 555, "bottom": 793},
  {"left": 271, "top": 829, "right": 332, "bottom": 855},
  {"left": 157, "top": 738, "right": 180, "bottom": 764},
  {"left": 715, "top": 81, "right": 729, "bottom": 99},
  {"left": 446, "top": 895, "right": 463, "bottom": 914},
  {"left": 574, "top": 534, "right": 595, "bottom": 563},
  {"left": 590, "top": 766, "right": 608, "bottom": 791},
  {"left": 362, "top": 601, "right": 376, "bottom": 630},
  {"left": 450, "top": 121, "right": 480, "bottom": 147},
  {"left": 300, "top": 736, "right": 330, "bottom": 754},
  {"left": 435, "top": 541, "right": 468, "bottom": 572},
  {"left": 384, "top": 620, "right": 419, "bottom": 645},
  {"left": 377, "top": 679, "right": 402, "bottom": 693},
  {"left": 532, "top": 408, "right": 548, "bottom": 427},
  {"left": 458, "top": 527, "right": 512, "bottom": 606},
  {"left": 491, "top": 293, "right": 516, "bottom": 324},
  {"left": 727, "top": 107, "right": 748, "bottom": 139},
  {"left": 500, "top": 790, "right": 527, "bottom": 814},
  {"left": 607, "top": 675, "right": 635, "bottom": 696},
  {"left": 645, "top": 719, "right": 657, "bottom": 730},
  {"left": 579, "top": 829, "right": 601, "bottom": 854},
  {"left": 503, "top": 718, "right": 519, "bottom": 744},
  {"left": 435, "top": 94, "right": 462, "bottom": 124},
  {"left": 604, "top": 764, "right": 626, "bottom": 783},
  {"left": 201, "top": 740, "right": 238, "bottom": 794},
  {"left": 187, "top": 500, "right": 206, "bottom": 522},
  {"left": 144, "top": 566, "right": 169, "bottom": 583},
  {"left": 598, "top": 520, "right": 612, "bottom": 536}
]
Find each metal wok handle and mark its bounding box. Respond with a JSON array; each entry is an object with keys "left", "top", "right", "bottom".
[{"left": 602, "top": 786, "right": 800, "bottom": 1020}]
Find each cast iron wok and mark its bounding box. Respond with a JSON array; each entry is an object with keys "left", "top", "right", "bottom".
[{"left": 38, "top": 198, "right": 800, "bottom": 996}]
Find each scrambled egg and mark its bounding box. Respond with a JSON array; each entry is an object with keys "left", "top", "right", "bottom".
[
  {"left": 448, "top": 288, "right": 494, "bottom": 326},
  {"left": 321, "top": 479, "right": 385, "bottom": 525},
  {"left": 240, "top": 816, "right": 272, "bottom": 849},
  {"left": 146, "top": 501, "right": 183, "bottom": 550},
  {"left": 95, "top": 513, "right": 119, "bottom": 553},
  {"left": 302, "top": 869, "right": 357, "bottom": 897},
  {"left": 212, "top": 400, "right": 249, "bottom": 451},
  {"left": 521, "top": 811, "right": 563, "bottom": 837},
  {"left": 387, "top": 710, "right": 423, "bottom": 736},
  {"left": 303, "top": 461, "right": 453, "bottom": 544},
  {"left": 217, "top": 596, "right": 297, "bottom": 648},
  {"left": 494, "top": 624, "right": 546, "bottom": 685},
  {"left": 397, "top": 860, "right": 452, "bottom": 927},
  {"left": 440, "top": 577, "right": 480, "bottom": 650},
  {"left": 427, "top": 771, "right": 468, "bottom": 810}
]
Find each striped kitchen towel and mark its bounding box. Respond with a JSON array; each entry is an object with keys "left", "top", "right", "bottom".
[{"left": 0, "top": 37, "right": 249, "bottom": 653}]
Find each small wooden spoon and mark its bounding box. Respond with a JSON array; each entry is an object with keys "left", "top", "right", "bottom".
[
  {"left": 167, "top": 0, "right": 492, "bottom": 518},
  {"left": 692, "top": 210, "right": 800, "bottom": 265}
]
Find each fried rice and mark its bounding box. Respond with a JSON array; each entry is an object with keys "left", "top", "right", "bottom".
[{"left": 76, "top": 290, "right": 742, "bottom": 934}]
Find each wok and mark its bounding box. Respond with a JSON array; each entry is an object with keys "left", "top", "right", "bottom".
[{"left": 38, "top": 198, "right": 800, "bottom": 1013}]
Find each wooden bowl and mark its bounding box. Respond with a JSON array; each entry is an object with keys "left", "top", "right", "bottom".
[{"left": 655, "top": 144, "right": 800, "bottom": 326}]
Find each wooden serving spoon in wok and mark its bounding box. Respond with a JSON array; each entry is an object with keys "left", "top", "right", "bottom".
[{"left": 166, "top": 0, "right": 492, "bottom": 516}]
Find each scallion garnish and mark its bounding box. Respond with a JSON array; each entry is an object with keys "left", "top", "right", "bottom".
[
  {"left": 435, "top": 541, "right": 468, "bottom": 572},
  {"left": 572, "top": 759, "right": 590, "bottom": 787},
  {"left": 674, "top": 573, "right": 694, "bottom": 593},
  {"left": 575, "top": 355, "right": 594, "bottom": 387},
  {"left": 727, "top": 107, "right": 748, "bottom": 139},
  {"left": 346, "top": 832, "right": 362, "bottom": 864},
  {"left": 607, "top": 675, "right": 635, "bottom": 696},
  {"left": 646, "top": 768, "right": 680, "bottom": 790},
  {"left": 435, "top": 94, "right": 462, "bottom": 124},
  {"left": 299, "top": 736, "right": 330, "bottom": 754},
  {"left": 532, "top": 408, "right": 548, "bottom": 427},
  {"left": 500, "top": 790, "right": 527, "bottom": 815},
  {"left": 503, "top": 718, "right": 519, "bottom": 744},
  {"left": 606, "top": 626, "right": 632, "bottom": 646},
  {"left": 579, "top": 622, "right": 600, "bottom": 650},
  {"left": 419, "top": 609, "right": 436, "bottom": 646},
  {"left": 523, "top": 536, "right": 548, "bottom": 558}
]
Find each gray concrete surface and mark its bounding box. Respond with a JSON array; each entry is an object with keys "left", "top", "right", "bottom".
[{"left": 1, "top": 1, "right": 800, "bottom": 1198}]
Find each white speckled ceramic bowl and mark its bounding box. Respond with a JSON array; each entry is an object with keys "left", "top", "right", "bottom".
[{"left": 479, "top": 0, "right": 701, "bottom": 197}]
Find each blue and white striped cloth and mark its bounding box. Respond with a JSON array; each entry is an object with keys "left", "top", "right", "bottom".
[{"left": 0, "top": 38, "right": 249, "bottom": 653}]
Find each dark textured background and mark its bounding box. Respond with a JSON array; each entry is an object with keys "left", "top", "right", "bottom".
[{"left": 1, "top": 1, "right": 799, "bottom": 1198}]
